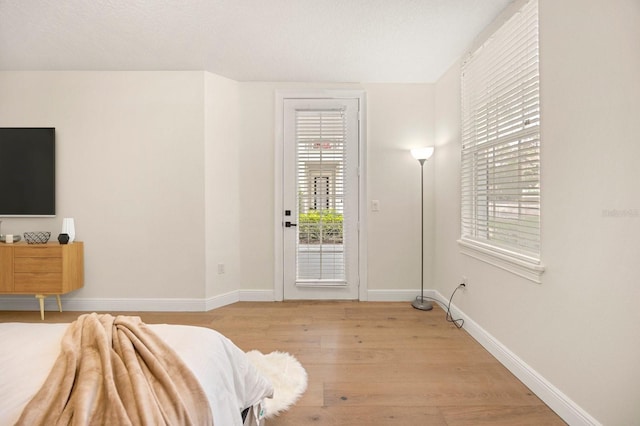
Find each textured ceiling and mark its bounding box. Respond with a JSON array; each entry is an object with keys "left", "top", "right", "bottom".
[{"left": 0, "top": 0, "right": 511, "bottom": 83}]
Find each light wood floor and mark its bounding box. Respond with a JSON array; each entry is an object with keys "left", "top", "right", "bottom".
[{"left": 0, "top": 301, "right": 565, "bottom": 425}]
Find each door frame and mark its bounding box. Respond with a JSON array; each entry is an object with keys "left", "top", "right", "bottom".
[{"left": 274, "top": 90, "right": 368, "bottom": 301}]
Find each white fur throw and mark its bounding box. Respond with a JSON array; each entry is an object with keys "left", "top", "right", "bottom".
[{"left": 245, "top": 350, "right": 308, "bottom": 419}]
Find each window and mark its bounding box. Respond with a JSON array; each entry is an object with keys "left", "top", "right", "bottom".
[
  {"left": 460, "top": 0, "right": 544, "bottom": 281},
  {"left": 296, "top": 109, "right": 347, "bottom": 279},
  {"left": 313, "top": 176, "right": 331, "bottom": 210}
]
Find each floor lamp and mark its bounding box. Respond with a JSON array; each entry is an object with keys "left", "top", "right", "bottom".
[{"left": 410, "top": 147, "right": 434, "bottom": 311}]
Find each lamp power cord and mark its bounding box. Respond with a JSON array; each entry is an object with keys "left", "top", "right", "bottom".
[{"left": 417, "top": 283, "right": 466, "bottom": 329}]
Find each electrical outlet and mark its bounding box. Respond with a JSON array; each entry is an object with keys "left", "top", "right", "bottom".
[
  {"left": 461, "top": 276, "right": 468, "bottom": 287},
  {"left": 217, "top": 263, "right": 225, "bottom": 274}
]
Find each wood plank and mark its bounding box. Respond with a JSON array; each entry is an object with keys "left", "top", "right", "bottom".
[
  {"left": 323, "top": 381, "right": 544, "bottom": 408},
  {"left": 267, "top": 406, "right": 448, "bottom": 426},
  {"left": 439, "top": 405, "right": 567, "bottom": 426}
]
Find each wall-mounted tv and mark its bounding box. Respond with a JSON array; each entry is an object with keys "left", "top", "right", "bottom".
[{"left": 0, "top": 128, "right": 56, "bottom": 217}]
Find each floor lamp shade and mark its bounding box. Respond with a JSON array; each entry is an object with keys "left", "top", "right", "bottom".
[
  {"left": 411, "top": 147, "right": 434, "bottom": 311},
  {"left": 410, "top": 147, "right": 434, "bottom": 161}
]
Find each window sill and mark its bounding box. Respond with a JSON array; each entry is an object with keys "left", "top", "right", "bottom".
[{"left": 457, "top": 239, "right": 545, "bottom": 284}]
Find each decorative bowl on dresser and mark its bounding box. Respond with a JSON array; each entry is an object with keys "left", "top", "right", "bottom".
[
  {"left": 0, "top": 234, "right": 21, "bottom": 243},
  {"left": 23, "top": 231, "right": 52, "bottom": 244}
]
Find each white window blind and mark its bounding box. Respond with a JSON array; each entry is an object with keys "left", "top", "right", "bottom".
[
  {"left": 461, "top": 0, "right": 541, "bottom": 262},
  {"left": 295, "top": 109, "right": 347, "bottom": 281}
]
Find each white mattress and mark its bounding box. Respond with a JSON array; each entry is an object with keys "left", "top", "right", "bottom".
[{"left": 0, "top": 322, "right": 273, "bottom": 426}]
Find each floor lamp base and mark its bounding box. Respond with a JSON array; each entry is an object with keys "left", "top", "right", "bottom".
[{"left": 412, "top": 296, "right": 433, "bottom": 311}]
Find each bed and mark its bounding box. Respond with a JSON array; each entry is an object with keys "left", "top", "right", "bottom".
[{"left": 0, "top": 320, "right": 274, "bottom": 426}]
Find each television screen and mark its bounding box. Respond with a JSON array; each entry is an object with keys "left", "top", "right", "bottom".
[{"left": 0, "top": 128, "right": 56, "bottom": 217}]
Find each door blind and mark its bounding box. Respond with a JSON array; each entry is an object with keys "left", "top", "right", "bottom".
[
  {"left": 461, "top": 0, "right": 541, "bottom": 261},
  {"left": 295, "top": 109, "right": 347, "bottom": 282}
]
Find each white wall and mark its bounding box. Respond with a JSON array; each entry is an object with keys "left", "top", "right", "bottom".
[
  {"left": 236, "top": 82, "right": 436, "bottom": 297},
  {"left": 237, "top": 82, "right": 366, "bottom": 294},
  {"left": 204, "top": 72, "right": 241, "bottom": 299},
  {"left": 363, "top": 84, "right": 435, "bottom": 294},
  {"left": 236, "top": 82, "right": 285, "bottom": 292},
  {"left": 433, "top": 0, "right": 640, "bottom": 424},
  {"left": 0, "top": 71, "right": 208, "bottom": 300},
  {"left": 0, "top": 74, "right": 438, "bottom": 305}
]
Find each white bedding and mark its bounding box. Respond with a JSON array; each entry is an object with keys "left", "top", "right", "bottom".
[{"left": 0, "top": 322, "right": 273, "bottom": 426}]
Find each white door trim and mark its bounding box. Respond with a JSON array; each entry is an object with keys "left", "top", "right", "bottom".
[{"left": 274, "top": 90, "right": 367, "bottom": 301}]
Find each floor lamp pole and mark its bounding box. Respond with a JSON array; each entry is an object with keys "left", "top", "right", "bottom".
[{"left": 412, "top": 158, "right": 433, "bottom": 311}]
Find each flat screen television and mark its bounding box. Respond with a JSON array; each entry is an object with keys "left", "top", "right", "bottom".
[{"left": 0, "top": 128, "right": 56, "bottom": 217}]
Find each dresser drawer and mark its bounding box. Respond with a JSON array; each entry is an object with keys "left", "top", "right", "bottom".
[
  {"left": 14, "top": 273, "right": 64, "bottom": 293},
  {"left": 14, "top": 257, "right": 62, "bottom": 273},
  {"left": 14, "top": 246, "right": 62, "bottom": 258}
]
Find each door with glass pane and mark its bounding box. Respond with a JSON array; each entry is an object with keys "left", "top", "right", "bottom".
[{"left": 283, "top": 98, "right": 359, "bottom": 299}]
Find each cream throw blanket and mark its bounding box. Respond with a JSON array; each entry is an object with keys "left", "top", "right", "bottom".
[{"left": 16, "top": 313, "right": 213, "bottom": 426}]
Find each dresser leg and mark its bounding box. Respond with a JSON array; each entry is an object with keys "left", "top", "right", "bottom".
[
  {"left": 35, "top": 294, "right": 46, "bottom": 320},
  {"left": 56, "top": 295, "right": 62, "bottom": 312}
]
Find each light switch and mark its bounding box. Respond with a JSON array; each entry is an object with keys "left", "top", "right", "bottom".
[{"left": 371, "top": 200, "right": 380, "bottom": 212}]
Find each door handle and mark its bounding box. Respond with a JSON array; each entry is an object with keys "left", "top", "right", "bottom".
[{"left": 285, "top": 221, "right": 297, "bottom": 228}]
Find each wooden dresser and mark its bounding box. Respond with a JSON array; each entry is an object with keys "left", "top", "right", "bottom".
[{"left": 0, "top": 241, "right": 84, "bottom": 319}]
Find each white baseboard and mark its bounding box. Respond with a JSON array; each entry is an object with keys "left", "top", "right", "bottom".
[
  {"left": 203, "top": 289, "right": 276, "bottom": 310},
  {"left": 239, "top": 289, "right": 275, "bottom": 302},
  {"left": 0, "top": 295, "right": 208, "bottom": 312},
  {"left": 0, "top": 290, "right": 275, "bottom": 314},
  {"left": 204, "top": 291, "right": 240, "bottom": 311},
  {"left": 431, "top": 291, "right": 601, "bottom": 426},
  {"left": 0, "top": 290, "right": 416, "bottom": 313}
]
